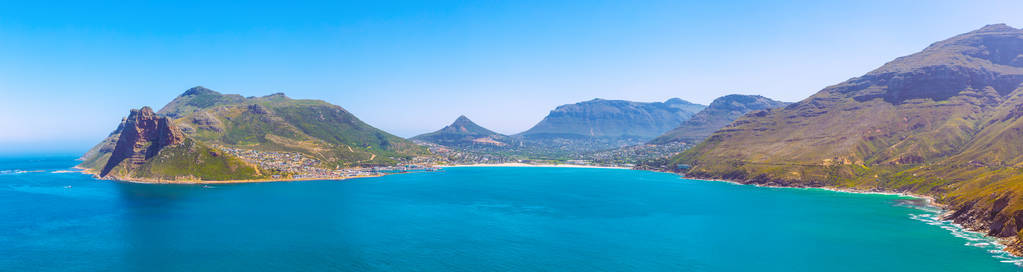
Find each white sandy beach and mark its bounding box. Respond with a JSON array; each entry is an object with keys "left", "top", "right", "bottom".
[{"left": 439, "top": 163, "right": 630, "bottom": 170}]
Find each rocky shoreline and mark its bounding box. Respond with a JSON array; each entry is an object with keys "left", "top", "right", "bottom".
[{"left": 653, "top": 169, "right": 1023, "bottom": 257}]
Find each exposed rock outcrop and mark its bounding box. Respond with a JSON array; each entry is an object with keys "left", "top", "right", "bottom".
[{"left": 100, "top": 106, "right": 185, "bottom": 177}]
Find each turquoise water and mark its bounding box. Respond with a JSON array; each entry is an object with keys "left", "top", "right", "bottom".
[{"left": 1, "top": 155, "right": 1020, "bottom": 271}]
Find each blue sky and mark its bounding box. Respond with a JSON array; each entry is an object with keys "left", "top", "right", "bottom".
[{"left": 2, "top": 0, "right": 1022, "bottom": 153}]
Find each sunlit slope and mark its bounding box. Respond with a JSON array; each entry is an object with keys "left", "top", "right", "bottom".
[{"left": 674, "top": 24, "right": 1023, "bottom": 244}]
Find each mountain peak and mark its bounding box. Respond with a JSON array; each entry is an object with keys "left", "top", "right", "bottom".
[
  {"left": 445, "top": 115, "right": 490, "bottom": 134},
  {"left": 841, "top": 24, "right": 1023, "bottom": 104},
  {"left": 650, "top": 94, "right": 788, "bottom": 144},
  {"left": 971, "top": 23, "right": 1018, "bottom": 33},
  {"left": 665, "top": 98, "right": 692, "bottom": 104},
  {"left": 181, "top": 86, "right": 219, "bottom": 97},
  {"left": 264, "top": 92, "right": 289, "bottom": 99},
  {"left": 448, "top": 115, "right": 485, "bottom": 130},
  {"left": 137, "top": 106, "right": 155, "bottom": 114},
  {"left": 411, "top": 115, "right": 506, "bottom": 146}
]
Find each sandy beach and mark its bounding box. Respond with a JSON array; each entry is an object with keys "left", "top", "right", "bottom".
[{"left": 439, "top": 163, "right": 630, "bottom": 170}]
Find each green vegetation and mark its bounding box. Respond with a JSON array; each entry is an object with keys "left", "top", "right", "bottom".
[
  {"left": 78, "top": 86, "right": 431, "bottom": 181},
  {"left": 167, "top": 88, "right": 428, "bottom": 168},
  {"left": 133, "top": 138, "right": 269, "bottom": 181}
]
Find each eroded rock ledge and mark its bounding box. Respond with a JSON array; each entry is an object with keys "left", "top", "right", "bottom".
[{"left": 100, "top": 106, "right": 184, "bottom": 177}]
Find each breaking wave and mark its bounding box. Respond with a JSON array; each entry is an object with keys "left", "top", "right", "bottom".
[
  {"left": 0, "top": 170, "right": 39, "bottom": 175},
  {"left": 908, "top": 208, "right": 1023, "bottom": 266}
]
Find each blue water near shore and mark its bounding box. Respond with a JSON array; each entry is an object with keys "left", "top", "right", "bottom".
[{"left": 1, "top": 155, "right": 1021, "bottom": 271}]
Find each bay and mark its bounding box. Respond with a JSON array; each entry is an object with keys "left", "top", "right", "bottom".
[{"left": 0, "top": 155, "right": 1017, "bottom": 271}]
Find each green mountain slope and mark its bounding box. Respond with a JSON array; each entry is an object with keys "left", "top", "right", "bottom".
[
  {"left": 162, "top": 88, "right": 427, "bottom": 167},
  {"left": 672, "top": 24, "right": 1023, "bottom": 251},
  {"left": 650, "top": 94, "right": 789, "bottom": 144},
  {"left": 78, "top": 87, "right": 429, "bottom": 181},
  {"left": 93, "top": 107, "right": 266, "bottom": 181}
]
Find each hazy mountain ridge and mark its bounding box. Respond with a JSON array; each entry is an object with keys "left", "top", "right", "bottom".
[
  {"left": 521, "top": 98, "right": 705, "bottom": 139},
  {"left": 671, "top": 24, "right": 1023, "bottom": 252},
  {"left": 650, "top": 94, "right": 790, "bottom": 145},
  {"left": 515, "top": 98, "right": 705, "bottom": 152}
]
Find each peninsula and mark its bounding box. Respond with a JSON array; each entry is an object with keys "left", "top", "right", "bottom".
[{"left": 78, "top": 87, "right": 433, "bottom": 183}]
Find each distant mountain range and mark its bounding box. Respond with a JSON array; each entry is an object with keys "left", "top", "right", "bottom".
[
  {"left": 649, "top": 95, "right": 789, "bottom": 145},
  {"left": 79, "top": 87, "right": 428, "bottom": 181},
  {"left": 514, "top": 98, "right": 706, "bottom": 152},
  {"left": 521, "top": 98, "right": 705, "bottom": 139},
  {"left": 411, "top": 116, "right": 513, "bottom": 148},
  {"left": 411, "top": 95, "right": 793, "bottom": 159},
  {"left": 672, "top": 24, "right": 1023, "bottom": 253}
]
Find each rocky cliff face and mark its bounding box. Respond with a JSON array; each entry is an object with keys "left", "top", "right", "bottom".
[{"left": 100, "top": 107, "right": 185, "bottom": 177}]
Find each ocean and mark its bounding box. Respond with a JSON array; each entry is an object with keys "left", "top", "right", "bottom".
[{"left": 1, "top": 155, "right": 1019, "bottom": 271}]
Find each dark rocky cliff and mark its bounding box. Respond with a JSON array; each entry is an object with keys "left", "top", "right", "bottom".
[{"left": 100, "top": 106, "right": 185, "bottom": 177}]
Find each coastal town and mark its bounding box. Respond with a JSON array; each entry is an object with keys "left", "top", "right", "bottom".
[
  {"left": 583, "top": 141, "right": 689, "bottom": 167},
  {"left": 411, "top": 139, "right": 682, "bottom": 169},
  {"left": 211, "top": 141, "right": 671, "bottom": 182},
  {"left": 215, "top": 146, "right": 436, "bottom": 180},
  {"left": 412, "top": 140, "right": 518, "bottom": 165}
]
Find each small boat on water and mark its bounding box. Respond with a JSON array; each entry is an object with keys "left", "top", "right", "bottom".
[{"left": 64, "top": 186, "right": 72, "bottom": 189}]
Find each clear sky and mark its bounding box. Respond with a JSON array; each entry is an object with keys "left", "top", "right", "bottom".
[{"left": 2, "top": 0, "right": 1023, "bottom": 153}]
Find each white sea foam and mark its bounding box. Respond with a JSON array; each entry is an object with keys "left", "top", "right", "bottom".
[
  {"left": 0, "top": 169, "right": 46, "bottom": 175},
  {"left": 908, "top": 208, "right": 1023, "bottom": 266}
]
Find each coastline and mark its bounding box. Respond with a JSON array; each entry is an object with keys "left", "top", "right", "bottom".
[
  {"left": 662, "top": 171, "right": 1023, "bottom": 259},
  {"left": 65, "top": 162, "right": 1023, "bottom": 260},
  {"left": 70, "top": 163, "right": 631, "bottom": 184},
  {"left": 679, "top": 175, "right": 939, "bottom": 207},
  {"left": 439, "top": 163, "right": 630, "bottom": 170},
  {"left": 72, "top": 166, "right": 386, "bottom": 184}
]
